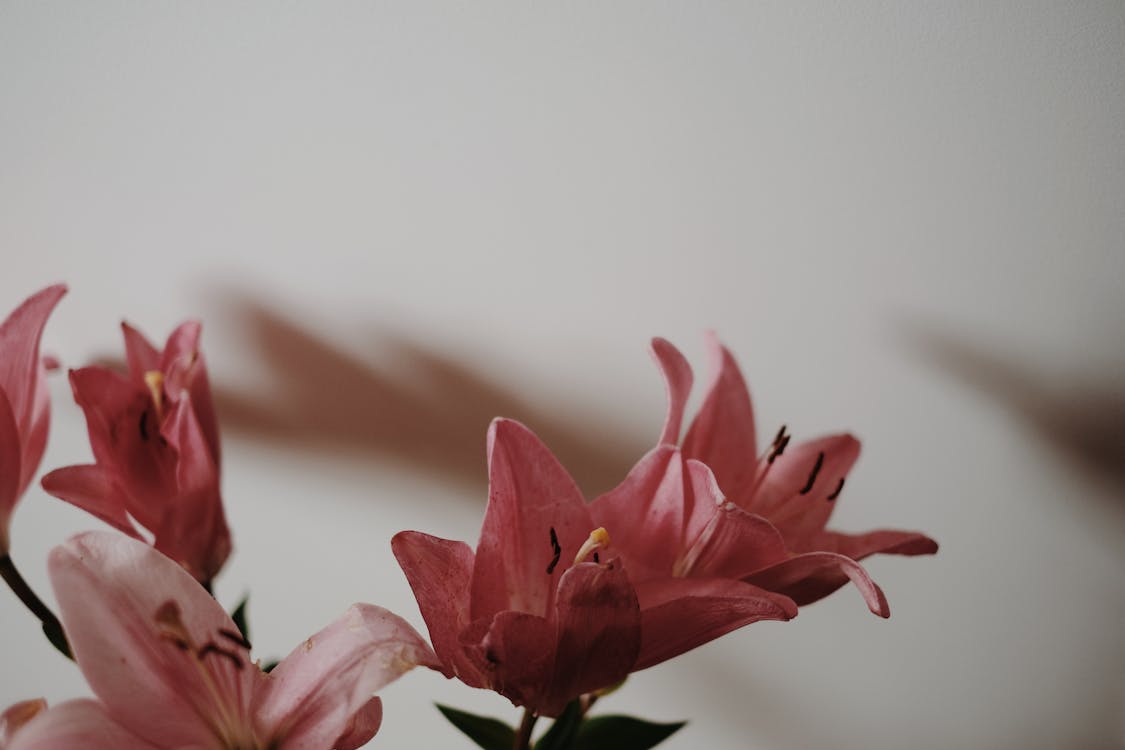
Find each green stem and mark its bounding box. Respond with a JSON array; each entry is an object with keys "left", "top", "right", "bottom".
[
  {"left": 513, "top": 708, "right": 538, "bottom": 750},
  {"left": 0, "top": 553, "right": 72, "bottom": 659}
]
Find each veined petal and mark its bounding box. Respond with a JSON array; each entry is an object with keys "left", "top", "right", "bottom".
[
  {"left": 391, "top": 531, "right": 483, "bottom": 686},
  {"left": 120, "top": 323, "right": 160, "bottom": 384},
  {"left": 632, "top": 577, "right": 797, "bottom": 671},
  {"left": 682, "top": 332, "right": 758, "bottom": 503},
  {"left": 259, "top": 604, "right": 438, "bottom": 750},
  {"left": 588, "top": 446, "right": 685, "bottom": 579},
  {"left": 650, "top": 338, "right": 693, "bottom": 447},
  {"left": 7, "top": 700, "right": 156, "bottom": 750},
  {"left": 40, "top": 465, "right": 142, "bottom": 541},
  {"left": 0, "top": 394, "right": 22, "bottom": 551},
  {"left": 753, "top": 434, "right": 860, "bottom": 539},
  {"left": 161, "top": 322, "right": 220, "bottom": 468},
  {"left": 798, "top": 528, "right": 939, "bottom": 559},
  {"left": 746, "top": 551, "right": 890, "bottom": 617},
  {"left": 466, "top": 611, "right": 555, "bottom": 713},
  {"left": 48, "top": 531, "right": 255, "bottom": 748},
  {"left": 678, "top": 461, "right": 789, "bottom": 579},
  {"left": 333, "top": 697, "right": 382, "bottom": 750},
  {"left": 472, "top": 419, "right": 594, "bottom": 620},
  {"left": 19, "top": 358, "right": 52, "bottom": 499},
  {"left": 0, "top": 285, "right": 66, "bottom": 444},
  {"left": 541, "top": 560, "right": 641, "bottom": 717}
]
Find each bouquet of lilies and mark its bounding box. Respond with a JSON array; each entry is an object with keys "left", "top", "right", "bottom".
[{"left": 0, "top": 285, "right": 937, "bottom": 750}]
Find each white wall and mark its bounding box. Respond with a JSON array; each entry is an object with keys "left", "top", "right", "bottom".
[{"left": 1, "top": 3, "right": 1123, "bottom": 748}]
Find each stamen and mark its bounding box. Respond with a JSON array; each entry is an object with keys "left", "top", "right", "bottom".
[
  {"left": 799, "top": 452, "right": 825, "bottom": 495},
  {"left": 138, "top": 410, "right": 150, "bottom": 441},
  {"left": 144, "top": 371, "right": 165, "bottom": 421},
  {"left": 771, "top": 424, "right": 787, "bottom": 448},
  {"left": 573, "top": 527, "right": 610, "bottom": 565},
  {"left": 826, "top": 478, "right": 845, "bottom": 501},
  {"left": 197, "top": 642, "right": 244, "bottom": 670},
  {"left": 546, "top": 527, "right": 562, "bottom": 575},
  {"left": 768, "top": 434, "right": 791, "bottom": 464},
  {"left": 218, "top": 628, "right": 252, "bottom": 651}
]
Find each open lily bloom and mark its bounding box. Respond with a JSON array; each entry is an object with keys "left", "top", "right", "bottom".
[
  {"left": 42, "top": 321, "right": 231, "bottom": 584},
  {"left": 590, "top": 335, "right": 937, "bottom": 618},
  {"left": 393, "top": 419, "right": 795, "bottom": 713},
  {"left": 0, "top": 285, "right": 66, "bottom": 553},
  {"left": 7, "top": 531, "right": 438, "bottom": 750}
]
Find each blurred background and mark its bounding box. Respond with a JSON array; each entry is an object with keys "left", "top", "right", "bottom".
[{"left": 1, "top": 3, "right": 1123, "bottom": 748}]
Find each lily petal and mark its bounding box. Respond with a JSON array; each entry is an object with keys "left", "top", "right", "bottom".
[
  {"left": 650, "top": 338, "right": 693, "bottom": 447},
  {"left": 160, "top": 322, "right": 220, "bottom": 468},
  {"left": 752, "top": 434, "right": 861, "bottom": 539},
  {"left": 7, "top": 700, "right": 155, "bottom": 750},
  {"left": 48, "top": 531, "right": 253, "bottom": 748},
  {"left": 682, "top": 332, "right": 758, "bottom": 503},
  {"left": 120, "top": 323, "right": 160, "bottom": 383},
  {"left": 798, "top": 528, "right": 939, "bottom": 559},
  {"left": 632, "top": 577, "right": 797, "bottom": 671},
  {"left": 259, "top": 603, "right": 439, "bottom": 750},
  {"left": 467, "top": 611, "right": 555, "bottom": 713},
  {"left": 0, "top": 285, "right": 66, "bottom": 445},
  {"left": 472, "top": 419, "right": 595, "bottom": 620},
  {"left": 679, "top": 460, "right": 789, "bottom": 580},
  {"left": 39, "top": 465, "right": 141, "bottom": 541},
  {"left": 746, "top": 551, "right": 890, "bottom": 617},
  {"left": 541, "top": 560, "right": 641, "bottom": 717},
  {"left": 333, "top": 697, "right": 383, "bottom": 750},
  {"left": 0, "top": 395, "right": 22, "bottom": 550},
  {"left": 588, "top": 446, "right": 685, "bottom": 579},
  {"left": 391, "top": 531, "right": 483, "bottom": 686}
]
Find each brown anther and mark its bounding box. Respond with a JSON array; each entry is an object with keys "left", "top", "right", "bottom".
[
  {"left": 768, "top": 435, "right": 791, "bottom": 464},
  {"left": 799, "top": 452, "right": 825, "bottom": 495},
  {"left": 138, "top": 410, "right": 150, "bottom": 441},
  {"left": 218, "top": 628, "right": 252, "bottom": 651},
  {"left": 826, "top": 478, "right": 845, "bottom": 501},
  {"left": 546, "top": 526, "right": 562, "bottom": 575},
  {"left": 771, "top": 424, "right": 788, "bottom": 448},
  {"left": 197, "top": 642, "right": 244, "bottom": 670}
]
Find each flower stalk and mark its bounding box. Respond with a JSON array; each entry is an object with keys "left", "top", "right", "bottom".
[{"left": 0, "top": 553, "right": 71, "bottom": 659}]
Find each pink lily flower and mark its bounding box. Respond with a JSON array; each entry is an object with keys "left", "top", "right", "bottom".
[
  {"left": 590, "top": 335, "right": 937, "bottom": 618},
  {"left": 393, "top": 419, "right": 795, "bottom": 714},
  {"left": 0, "top": 284, "right": 66, "bottom": 553},
  {"left": 0, "top": 699, "right": 47, "bottom": 748},
  {"left": 42, "top": 321, "right": 231, "bottom": 584},
  {"left": 5, "top": 531, "right": 438, "bottom": 750}
]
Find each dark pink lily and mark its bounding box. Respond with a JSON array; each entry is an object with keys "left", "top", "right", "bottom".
[
  {"left": 591, "top": 335, "right": 937, "bottom": 618},
  {"left": 42, "top": 321, "right": 231, "bottom": 584},
  {"left": 4, "top": 531, "right": 438, "bottom": 750},
  {"left": 0, "top": 285, "right": 66, "bottom": 554},
  {"left": 393, "top": 419, "right": 795, "bottom": 714}
]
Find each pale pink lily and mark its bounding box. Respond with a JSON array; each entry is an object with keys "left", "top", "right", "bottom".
[
  {"left": 0, "top": 285, "right": 66, "bottom": 553},
  {"left": 393, "top": 419, "right": 795, "bottom": 713},
  {"left": 6, "top": 531, "right": 438, "bottom": 750},
  {"left": 590, "top": 335, "right": 937, "bottom": 618},
  {"left": 0, "top": 699, "right": 47, "bottom": 749},
  {"left": 42, "top": 321, "right": 231, "bottom": 584}
]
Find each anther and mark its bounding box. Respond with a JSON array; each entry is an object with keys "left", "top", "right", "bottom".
[
  {"left": 799, "top": 452, "right": 825, "bottom": 495},
  {"left": 197, "top": 642, "right": 244, "bottom": 670},
  {"left": 138, "top": 410, "right": 150, "bottom": 441},
  {"left": 826, "top": 478, "right": 845, "bottom": 501},
  {"left": 144, "top": 371, "right": 165, "bottom": 421},
  {"left": 768, "top": 435, "right": 791, "bottom": 464},
  {"left": 574, "top": 527, "right": 610, "bottom": 565},
  {"left": 772, "top": 425, "right": 787, "bottom": 448},
  {"left": 218, "top": 628, "right": 252, "bottom": 651},
  {"left": 546, "top": 526, "right": 562, "bottom": 575}
]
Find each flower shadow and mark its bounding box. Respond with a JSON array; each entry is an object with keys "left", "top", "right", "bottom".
[{"left": 206, "top": 295, "right": 649, "bottom": 501}]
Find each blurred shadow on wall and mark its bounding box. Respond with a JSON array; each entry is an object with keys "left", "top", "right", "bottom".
[
  {"left": 903, "top": 323, "right": 1125, "bottom": 508},
  {"left": 206, "top": 295, "right": 649, "bottom": 500}
]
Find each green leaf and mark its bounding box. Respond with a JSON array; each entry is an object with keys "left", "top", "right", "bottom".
[
  {"left": 230, "top": 594, "right": 250, "bottom": 642},
  {"left": 534, "top": 700, "right": 582, "bottom": 750},
  {"left": 574, "top": 715, "right": 686, "bottom": 750},
  {"left": 436, "top": 703, "right": 516, "bottom": 750}
]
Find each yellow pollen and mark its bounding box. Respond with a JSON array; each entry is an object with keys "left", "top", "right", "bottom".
[
  {"left": 573, "top": 527, "right": 611, "bottom": 565},
  {"left": 144, "top": 370, "right": 165, "bottom": 420}
]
